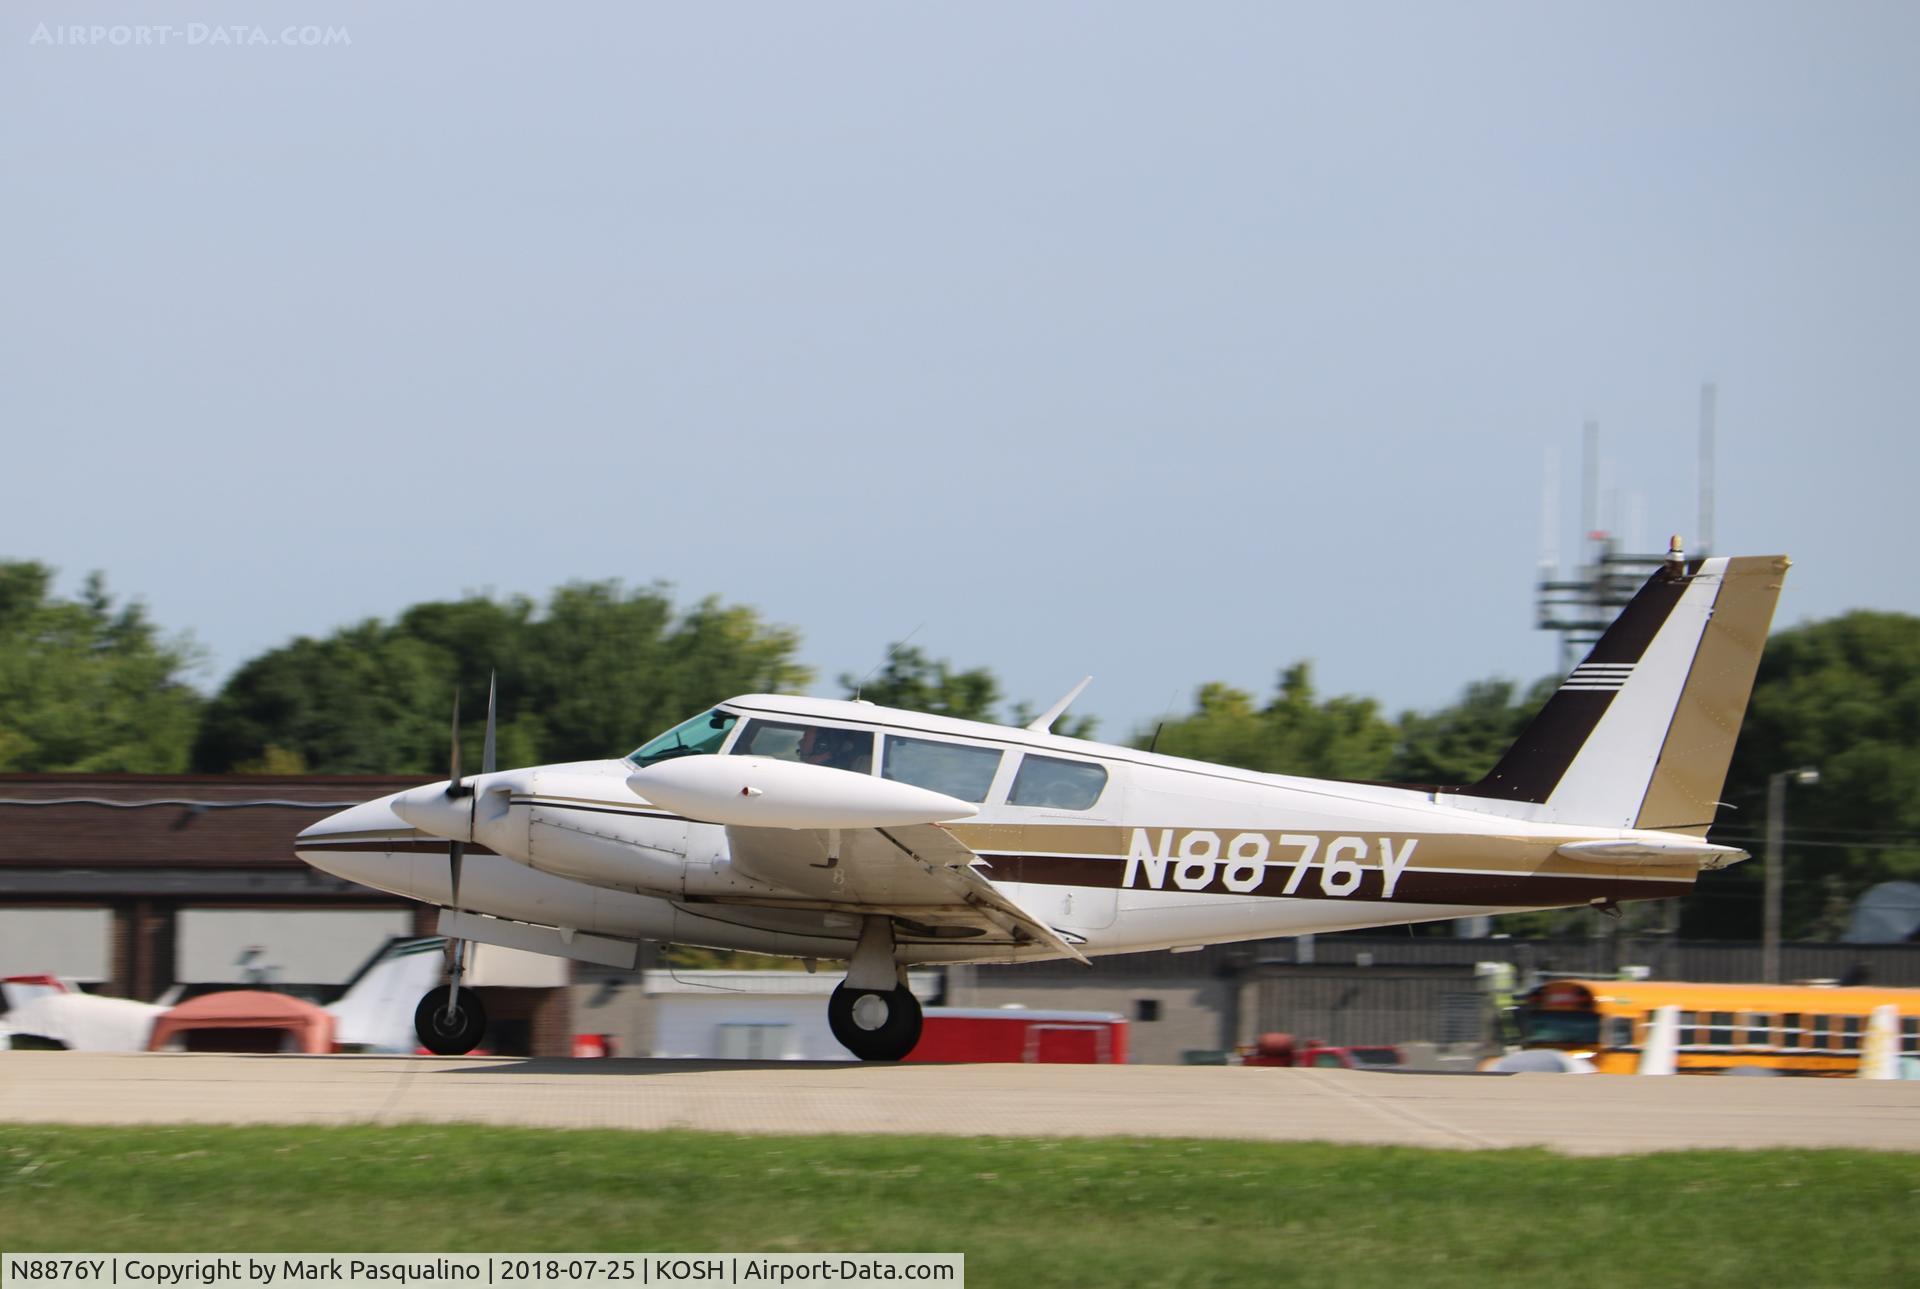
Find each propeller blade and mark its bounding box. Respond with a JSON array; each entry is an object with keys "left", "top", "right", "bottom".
[
  {"left": 449, "top": 840, "right": 465, "bottom": 912},
  {"left": 446, "top": 688, "right": 464, "bottom": 797},
  {"left": 482, "top": 672, "right": 498, "bottom": 776}
]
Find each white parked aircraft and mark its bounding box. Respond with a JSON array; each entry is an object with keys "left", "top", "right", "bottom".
[{"left": 296, "top": 547, "right": 1787, "bottom": 1060}]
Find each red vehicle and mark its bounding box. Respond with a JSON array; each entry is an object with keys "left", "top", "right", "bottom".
[
  {"left": 904, "top": 1007, "right": 1128, "bottom": 1063},
  {"left": 1241, "top": 1032, "right": 1404, "bottom": 1069}
]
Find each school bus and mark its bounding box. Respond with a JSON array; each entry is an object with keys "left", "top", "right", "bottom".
[{"left": 1514, "top": 978, "right": 1920, "bottom": 1075}]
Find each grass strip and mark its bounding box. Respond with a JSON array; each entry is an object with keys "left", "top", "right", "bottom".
[{"left": 1, "top": 1125, "right": 1915, "bottom": 1287}]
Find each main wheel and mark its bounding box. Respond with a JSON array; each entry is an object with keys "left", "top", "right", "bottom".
[
  {"left": 828, "top": 983, "right": 922, "bottom": 1061},
  {"left": 414, "top": 985, "right": 487, "bottom": 1056}
]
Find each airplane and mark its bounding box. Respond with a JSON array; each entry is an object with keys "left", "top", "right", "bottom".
[{"left": 295, "top": 544, "right": 1788, "bottom": 1061}]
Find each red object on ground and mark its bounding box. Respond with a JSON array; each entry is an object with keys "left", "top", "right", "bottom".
[
  {"left": 1243, "top": 1032, "right": 1298, "bottom": 1066},
  {"left": 572, "top": 1033, "right": 615, "bottom": 1058},
  {"left": 147, "top": 990, "right": 335, "bottom": 1055},
  {"left": 904, "top": 1008, "right": 1127, "bottom": 1064}
]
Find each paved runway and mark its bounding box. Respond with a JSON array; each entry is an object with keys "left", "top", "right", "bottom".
[{"left": 3, "top": 1052, "right": 1917, "bottom": 1155}]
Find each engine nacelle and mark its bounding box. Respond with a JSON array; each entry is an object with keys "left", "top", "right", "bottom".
[{"left": 627, "top": 755, "right": 978, "bottom": 829}]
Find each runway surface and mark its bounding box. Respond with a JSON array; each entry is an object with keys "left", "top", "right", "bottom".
[{"left": 3, "top": 1052, "right": 1917, "bottom": 1155}]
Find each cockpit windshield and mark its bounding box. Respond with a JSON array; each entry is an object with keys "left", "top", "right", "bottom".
[{"left": 628, "top": 709, "right": 738, "bottom": 767}]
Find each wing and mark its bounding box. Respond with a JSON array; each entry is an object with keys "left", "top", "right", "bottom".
[{"left": 715, "top": 823, "right": 1090, "bottom": 963}]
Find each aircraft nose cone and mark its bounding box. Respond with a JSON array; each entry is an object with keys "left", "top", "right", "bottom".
[
  {"left": 389, "top": 782, "right": 473, "bottom": 842},
  {"left": 298, "top": 795, "right": 407, "bottom": 843}
]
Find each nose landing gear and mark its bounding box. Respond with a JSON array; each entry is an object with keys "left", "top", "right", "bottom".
[
  {"left": 414, "top": 937, "right": 486, "bottom": 1056},
  {"left": 827, "top": 916, "right": 923, "bottom": 1062}
]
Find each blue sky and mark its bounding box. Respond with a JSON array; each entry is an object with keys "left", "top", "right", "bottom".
[{"left": 4, "top": 2, "right": 1915, "bottom": 738}]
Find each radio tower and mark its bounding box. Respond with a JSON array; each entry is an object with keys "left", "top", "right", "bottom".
[{"left": 1534, "top": 387, "right": 1718, "bottom": 670}]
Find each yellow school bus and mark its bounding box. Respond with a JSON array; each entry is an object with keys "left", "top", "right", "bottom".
[{"left": 1515, "top": 978, "right": 1920, "bottom": 1075}]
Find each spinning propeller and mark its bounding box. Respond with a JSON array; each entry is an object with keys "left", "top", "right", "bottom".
[{"left": 436, "top": 675, "right": 495, "bottom": 1035}]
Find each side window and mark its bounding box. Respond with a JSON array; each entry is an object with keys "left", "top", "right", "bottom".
[
  {"left": 881, "top": 736, "right": 1002, "bottom": 804},
  {"left": 1902, "top": 1017, "right": 1919, "bottom": 1055},
  {"left": 1744, "top": 1013, "right": 1773, "bottom": 1046},
  {"left": 1706, "top": 1012, "right": 1734, "bottom": 1046},
  {"left": 1605, "top": 1016, "right": 1634, "bottom": 1047},
  {"left": 1009, "top": 754, "right": 1109, "bottom": 811},
  {"left": 733, "top": 720, "right": 874, "bottom": 773},
  {"left": 1782, "top": 1012, "right": 1803, "bottom": 1047}
]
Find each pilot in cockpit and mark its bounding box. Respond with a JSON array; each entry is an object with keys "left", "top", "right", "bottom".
[{"left": 797, "top": 727, "right": 870, "bottom": 774}]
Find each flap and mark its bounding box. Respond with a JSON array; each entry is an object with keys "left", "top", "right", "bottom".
[{"left": 721, "top": 823, "right": 1089, "bottom": 963}]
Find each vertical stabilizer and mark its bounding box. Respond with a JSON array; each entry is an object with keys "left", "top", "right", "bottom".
[{"left": 1458, "top": 553, "right": 1790, "bottom": 830}]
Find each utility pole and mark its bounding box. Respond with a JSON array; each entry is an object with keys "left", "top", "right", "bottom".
[{"left": 1763, "top": 767, "right": 1820, "bottom": 983}]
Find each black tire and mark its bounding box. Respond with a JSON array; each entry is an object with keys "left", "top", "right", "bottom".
[
  {"left": 827, "top": 983, "right": 922, "bottom": 1061},
  {"left": 414, "top": 985, "right": 487, "bottom": 1056}
]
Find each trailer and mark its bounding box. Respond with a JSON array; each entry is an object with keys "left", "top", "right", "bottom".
[{"left": 906, "top": 1007, "right": 1128, "bottom": 1064}]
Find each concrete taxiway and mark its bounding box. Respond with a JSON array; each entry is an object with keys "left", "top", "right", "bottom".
[{"left": 3, "top": 1052, "right": 1917, "bottom": 1155}]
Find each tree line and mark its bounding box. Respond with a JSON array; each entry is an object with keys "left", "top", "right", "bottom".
[{"left": 2, "top": 558, "right": 1915, "bottom": 939}]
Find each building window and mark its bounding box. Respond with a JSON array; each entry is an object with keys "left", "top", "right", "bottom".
[{"left": 1135, "top": 999, "right": 1161, "bottom": 1023}]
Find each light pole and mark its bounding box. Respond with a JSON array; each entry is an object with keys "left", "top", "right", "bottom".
[{"left": 1762, "top": 766, "right": 1820, "bottom": 983}]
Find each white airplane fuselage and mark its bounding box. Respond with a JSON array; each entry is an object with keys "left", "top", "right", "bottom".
[
  {"left": 296, "top": 695, "right": 1717, "bottom": 966},
  {"left": 293, "top": 553, "right": 1786, "bottom": 1058}
]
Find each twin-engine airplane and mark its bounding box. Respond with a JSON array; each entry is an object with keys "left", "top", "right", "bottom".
[{"left": 296, "top": 546, "right": 1788, "bottom": 1060}]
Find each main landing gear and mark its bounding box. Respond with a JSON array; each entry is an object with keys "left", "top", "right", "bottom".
[
  {"left": 828, "top": 917, "right": 923, "bottom": 1062},
  {"left": 415, "top": 937, "right": 487, "bottom": 1056}
]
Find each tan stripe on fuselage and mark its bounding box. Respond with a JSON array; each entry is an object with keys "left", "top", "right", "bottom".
[
  {"left": 1634, "top": 555, "right": 1789, "bottom": 834},
  {"left": 946, "top": 822, "right": 1695, "bottom": 882}
]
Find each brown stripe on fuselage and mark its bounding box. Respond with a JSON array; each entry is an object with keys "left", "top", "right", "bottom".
[
  {"left": 296, "top": 839, "right": 501, "bottom": 857},
  {"left": 950, "top": 823, "right": 1694, "bottom": 880},
  {"left": 990, "top": 851, "right": 1688, "bottom": 906}
]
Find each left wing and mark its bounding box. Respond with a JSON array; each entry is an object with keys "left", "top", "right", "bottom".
[{"left": 717, "top": 823, "right": 1090, "bottom": 963}]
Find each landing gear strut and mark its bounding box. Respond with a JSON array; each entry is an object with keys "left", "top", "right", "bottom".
[
  {"left": 415, "top": 939, "right": 487, "bottom": 1055},
  {"left": 828, "top": 917, "right": 923, "bottom": 1062}
]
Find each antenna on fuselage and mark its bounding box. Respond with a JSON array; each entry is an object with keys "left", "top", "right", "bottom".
[
  {"left": 850, "top": 622, "right": 926, "bottom": 702},
  {"left": 1027, "top": 676, "right": 1093, "bottom": 733}
]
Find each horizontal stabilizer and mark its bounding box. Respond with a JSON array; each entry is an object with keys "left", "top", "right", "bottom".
[{"left": 1556, "top": 838, "right": 1749, "bottom": 869}]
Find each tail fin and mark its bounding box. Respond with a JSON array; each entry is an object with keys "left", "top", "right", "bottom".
[{"left": 1457, "top": 554, "right": 1790, "bottom": 830}]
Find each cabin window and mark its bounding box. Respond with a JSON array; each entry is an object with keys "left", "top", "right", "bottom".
[
  {"left": 732, "top": 719, "right": 874, "bottom": 773},
  {"left": 1744, "top": 1013, "right": 1773, "bottom": 1046},
  {"left": 1811, "top": 1015, "right": 1834, "bottom": 1050},
  {"left": 1841, "top": 1015, "right": 1863, "bottom": 1052},
  {"left": 1706, "top": 1012, "right": 1734, "bottom": 1046},
  {"left": 882, "top": 736, "right": 1002, "bottom": 803},
  {"left": 629, "top": 708, "right": 738, "bottom": 766},
  {"left": 1009, "top": 754, "right": 1109, "bottom": 810},
  {"left": 1677, "top": 1011, "right": 1699, "bottom": 1045},
  {"left": 1902, "top": 1018, "right": 1918, "bottom": 1055},
  {"left": 1781, "top": 1013, "right": 1804, "bottom": 1047},
  {"left": 1604, "top": 1016, "right": 1634, "bottom": 1047}
]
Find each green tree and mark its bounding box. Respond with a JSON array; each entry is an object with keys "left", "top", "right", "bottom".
[
  {"left": 1144, "top": 663, "right": 1398, "bottom": 779},
  {"left": 1682, "top": 611, "right": 1920, "bottom": 939},
  {"left": 193, "top": 582, "right": 810, "bottom": 773},
  {"left": 0, "top": 561, "right": 203, "bottom": 772},
  {"left": 1387, "top": 676, "right": 1556, "bottom": 784},
  {"left": 840, "top": 644, "right": 1001, "bottom": 722}
]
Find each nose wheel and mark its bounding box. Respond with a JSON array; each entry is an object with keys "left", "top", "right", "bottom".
[{"left": 828, "top": 982, "right": 922, "bottom": 1061}]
